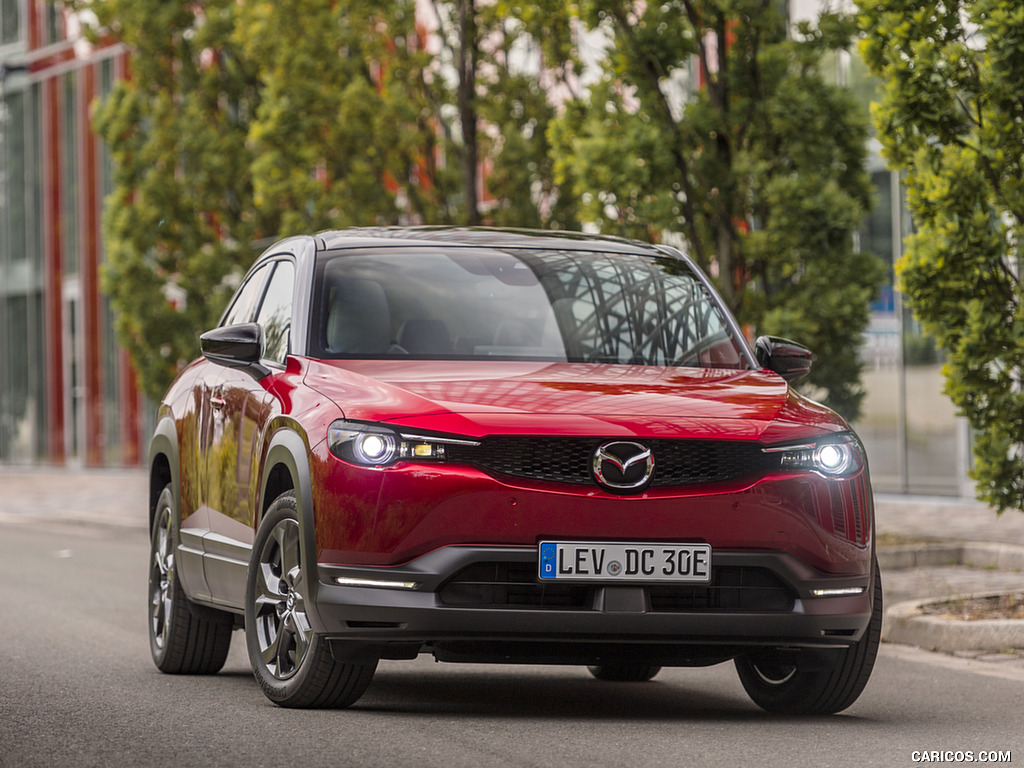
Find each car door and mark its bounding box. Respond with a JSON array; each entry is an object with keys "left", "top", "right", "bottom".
[
  {"left": 176, "top": 262, "right": 274, "bottom": 603},
  {"left": 203, "top": 258, "right": 295, "bottom": 609}
]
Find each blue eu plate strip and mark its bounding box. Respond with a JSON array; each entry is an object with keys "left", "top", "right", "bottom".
[{"left": 539, "top": 542, "right": 557, "bottom": 578}]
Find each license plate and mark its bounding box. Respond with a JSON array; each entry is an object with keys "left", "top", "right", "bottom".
[{"left": 538, "top": 541, "right": 712, "bottom": 582}]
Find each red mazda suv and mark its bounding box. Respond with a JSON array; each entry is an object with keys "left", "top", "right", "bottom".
[{"left": 147, "top": 227, "right": 880, "bottom": 714}]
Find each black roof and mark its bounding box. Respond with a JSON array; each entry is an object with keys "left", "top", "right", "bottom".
[{"left": 315, "top": 226, "right": 671, "bottom": 257}]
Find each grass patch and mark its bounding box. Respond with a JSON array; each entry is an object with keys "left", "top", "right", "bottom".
[{"left": 920, "top": 592, "right": 1024, "bottom": 621}]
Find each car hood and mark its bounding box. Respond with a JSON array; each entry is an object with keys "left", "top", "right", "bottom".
[{"left": 302, "top": 359, "right": 843, "bottom": 441}]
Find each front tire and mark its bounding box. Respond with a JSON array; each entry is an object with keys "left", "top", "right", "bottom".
[
  {"left": 148, "top": 485, "right": 232, "bottom": 674},
  {"left": 735, "top": 562, "right": 883, "bottom": 715},
  {"left": 245, "top": 491, "right": 376, "bottom": 708}
]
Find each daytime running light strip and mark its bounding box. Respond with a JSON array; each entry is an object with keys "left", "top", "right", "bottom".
[
  {"left": 335, "top": 576, "right": 420, "bottom": 590},
  {"left": 399, "top": 433, "right": 482, "bottom": 446},
  {"left": 810, "top": 586, "right": 867, "bottom": 597}
]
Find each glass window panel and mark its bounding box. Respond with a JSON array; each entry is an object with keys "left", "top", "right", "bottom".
[
  {"left": 1, "top": 293, "right": 36, "bottom": 460},
  {"left": 46, "top": 2, "right": 61, "bottom": 45},
  {"left": 4, "top": 89, "right": 26, "bottom": 262},
  {"left": 855, "top": 364, "right": 903, "bottom": 493},
  {"left": 1, "top": 0, "right": 21, "bottom": 45},
  {"left": 31, "top": 288, "right": 45, "bottom": 460},
  {"left": 102, "top": 297, "right": 121, "bottom": 464},
  {"left": 314, "top": 248, "right": 746, "bottom": 368},
  {"left": 255, "top": 261, "right": 295, "bottom": 365},
  {"left": 221, "top": 263, "right": 273, "bottom": 327},
  {"left": 61, "top": 72, "right": 79, "bottom": 276},
  {"left": 28, "top": 83, "right": 41, "bottom": 268},
  {"left": 903, "top": 319, "right": 959, "bottom": 495}
]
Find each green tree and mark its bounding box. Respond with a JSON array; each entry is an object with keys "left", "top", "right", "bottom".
[
  {"left": 426, "top": 0, "right": 580, "bottom": 228},
  {"left": 474, "top": 1, "right": 581, "bottom": 228},
  {"left": 424, "top": 1, "right": 483, "bottom": 224},
  {"left": 858, "top": 0, "right": 1024, "bottom": 513},
  {"left": 68, "top": 0, "right": 262, "bottom": 401},
  {"left": 234, "top": 0, "right": 456, "bottom": 234},
  {"left": 71, "top": 0, "right": 459, "bottom": 400},
  {"left": 550, "top": 1, "right": 883, "bottom": 420}
]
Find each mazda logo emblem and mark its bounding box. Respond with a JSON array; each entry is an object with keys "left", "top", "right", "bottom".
[{"left": 592, "top": 441, "right": 655, "bottom": 492}]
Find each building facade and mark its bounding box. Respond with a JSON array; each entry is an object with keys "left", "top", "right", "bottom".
[{"left": 0, "top": 1, "right": 146, "bottom": 466}]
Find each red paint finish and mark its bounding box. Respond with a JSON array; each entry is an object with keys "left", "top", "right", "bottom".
[
  {"left": 27, "top": 0, "right": 39, "bottom": 49},
  {"left": 293, "top": 357, "right": 870, "bottom": 574},
  {"left": 42, "top": 76, "right": 65, "bottom": 464},
  {"left": 308, "top": 430, "right": 871, "bottom": 575},
  {"left": 303, "top": 359, "right": 840, "bottom": 436}
]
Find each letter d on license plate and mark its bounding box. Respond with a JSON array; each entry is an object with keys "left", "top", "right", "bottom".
[{"left": 538, "top": 541, "right": 712, "bottom": 582}]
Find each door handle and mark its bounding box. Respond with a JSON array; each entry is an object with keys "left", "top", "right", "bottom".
[{"left": 211, "top": 388, "right": 226, "bottom": 410}]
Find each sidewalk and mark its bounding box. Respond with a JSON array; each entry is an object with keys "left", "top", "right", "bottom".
[
  {"left": 875, "top": 493, "right": 1024, "bottom": 547},
  {"left": 0, "top": 466, "right": 148, "bottom": 528}
]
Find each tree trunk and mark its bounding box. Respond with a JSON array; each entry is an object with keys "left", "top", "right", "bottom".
[
  {"left": 717, "top": 219, "right": 737, "bottom": 312},
  {"left": 458, "top": 0, "right": 480, "bottom": 225}
]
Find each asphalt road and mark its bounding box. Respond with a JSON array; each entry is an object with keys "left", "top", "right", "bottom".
[{"left": 2, "top": 521, "right": 1021, "bottom": 768}]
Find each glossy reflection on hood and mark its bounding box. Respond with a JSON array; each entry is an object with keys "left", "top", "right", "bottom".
[{"left": 305, "top": 359, "right": 792, "bottom": 421}]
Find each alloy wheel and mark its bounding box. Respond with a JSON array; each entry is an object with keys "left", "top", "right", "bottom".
[
  {"left": 149, "top": 506, "right": 174, "bottom": 650},
  {"left": 252, "top": 518, "right": 311, "bottom": 679}
]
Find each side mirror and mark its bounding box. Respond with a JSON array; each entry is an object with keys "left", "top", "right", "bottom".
[
  {"left": 200, "top": 323, "right": 270, "bottom": 378},
  {"left": 754, "top": 336, "right": 812, "bottom": 383}
]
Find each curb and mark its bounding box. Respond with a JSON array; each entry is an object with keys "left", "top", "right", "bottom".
[
  {"left": 877, "top": 542, "right": 1024, "bottom": 572},
  {"left": 884, "top": 592, "right": 1024, "bottom": 653},
  {"left": 879, "top": 542, "right": 1024, "bottom": 654}
]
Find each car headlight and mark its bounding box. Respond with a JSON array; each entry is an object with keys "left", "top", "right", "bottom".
[
  {"left": 762, "top": 433, "right": 865, "bottom": 478},
  {"left": 328, "top": 420, "right": 479, "bottom": 467}
]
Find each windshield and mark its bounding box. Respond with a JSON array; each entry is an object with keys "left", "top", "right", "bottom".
[{"left": 310, "top": 247, "right": 749, "bottom": 369}]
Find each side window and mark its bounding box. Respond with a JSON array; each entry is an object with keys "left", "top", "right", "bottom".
[
  {"left": 255, "top": 260, "right": 295, "bottom": 365},
  {"left": 221, "top": 264, "right": 272, "bottom": 327}
]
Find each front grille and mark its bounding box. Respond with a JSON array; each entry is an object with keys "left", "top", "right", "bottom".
[
  {"left": 448, "top": 438, "right": 594, "bottom": 486},
  {"left": 647, "top": 567, "right": 794, "bottom": 612},
  {"left": 445, "top": 437, "right": 773, "bottom": 488},
  {"left": 437, "top": 563, "right": 794, "bottom": 613},
  {"left": 438, "top": 562, "right": 594, "bottom": 610},
  {"left": 649, "top": 439, "right": 775, "bottom": 486}
]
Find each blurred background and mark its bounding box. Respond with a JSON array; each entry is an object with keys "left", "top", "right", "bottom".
[{"left": 0, "top": 0, "right": 967, "bottom": 497}]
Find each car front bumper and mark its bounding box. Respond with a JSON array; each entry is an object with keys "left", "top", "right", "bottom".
[{"left": 309, "top": 545, "right": 875, "bottom": 667}]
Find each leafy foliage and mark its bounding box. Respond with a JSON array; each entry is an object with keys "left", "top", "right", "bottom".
[
  {"left": 234, "top": 0, "right": 456, "bottom": 233},
  {"left": 79, "top": 0, "right": 880, "bottom": 424},
  {"left": 858, "top": 0, "right": 1024, "bottom": 513},
  {"left": 66, "top": 0, "right": 261, "bottom": 401},
  {"left": 550, "top": 1, "right": 883, "bottom": 419},
  {"left": 72, "top": 0, "right": 458, "bottom": 400}
]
